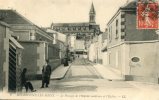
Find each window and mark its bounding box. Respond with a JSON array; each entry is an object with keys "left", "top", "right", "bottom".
[
  {"left": 66, "top": 27, "right": 68, "bottom": 30},
  {"left": 116, "top": 19, "right": 118, "bottom": 26},
  {"left": 83, "top": 27, "right": 86, "bottom": 30},
  {"left": 78, "top": 27, "right": 81, "bottom": 30},
  {"left": 73, "top": 27, "right": 76, "bottom": 30},
  {"left": 90, "top": 16, "right": 92, "bottom": 21},
  {"left": 109, "top": 26, "right": 112, "bottom": 42},
  {"left": 131, "top": 57, "right": 140, "bottom": 62},
  {"left": 86, "top": 27, "right": 89, "bottom": 31},
  {"left": 115, "top": 19, "right": 119, "bottom": 39},
  {"left": 76, "top": 27, "right": 78, "bottom": 31}
]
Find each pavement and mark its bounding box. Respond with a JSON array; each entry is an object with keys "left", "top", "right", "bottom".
[
  {"left": 88, "top": 62, "right": 125, "bottom": 81},
  {"left": 50, "top": 63, "right": 72, "bottom": 80},
  {"left": 50, "top": 60, "right": 124, "bottom": 81}
]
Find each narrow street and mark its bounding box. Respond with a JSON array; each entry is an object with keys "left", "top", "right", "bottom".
[
  {"left": 18, "top": 58, "right": 159, "bottom": 99},
  {"left": 64, "top": 58, "right": 103, "bottom": 79},
  {"left": 30, "top": 58, "right": 136, "bottom": 93}
]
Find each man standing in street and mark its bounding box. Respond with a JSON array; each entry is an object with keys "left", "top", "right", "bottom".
[{"left": 41, "top": 59, "right": 52, "bottom": 88}]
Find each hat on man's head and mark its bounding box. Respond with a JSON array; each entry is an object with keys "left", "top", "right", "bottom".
[
  {"left": 46, "top": 59, "right": 49, "bottom": 63},
  {"left": 23, "top": 68, "right": 27, "bottom": 73}
]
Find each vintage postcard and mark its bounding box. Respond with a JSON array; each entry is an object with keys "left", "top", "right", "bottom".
[{"left": 0, "top": 0, "right": 159, "bottom": 100}]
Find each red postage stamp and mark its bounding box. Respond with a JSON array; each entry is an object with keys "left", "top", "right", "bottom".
[{"left": 137, "top": 1, "right": 158, "bottom": 29}]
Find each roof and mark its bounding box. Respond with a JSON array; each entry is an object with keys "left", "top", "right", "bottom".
[
  {"left": 107, "top": 1, "right": 137, "bottom": 25},
  {"left": 121, "top": 0, "right": 159, "bottom": 11},
  {"left": 46, "top": 28, "right": 61, "bottom": 34},
  {"left": 121, "top": 0, "right": 158, "bottom": 10},
  {"left": 0, "top": 9, "right": 53, "bottom": 39},
  {"left": 52, "top": 22, "right": 91, "bottom": 27},
  {"left": 0, "top": 21, "right": 10, "bottom": 27},
  {"left": 121, "top": 1, "right": 137, "bottom": 9},
  {"left": 52, "top": 22, "right": 100, "bottom": 29},
  {"left": 0, "top": 10, "right": 34, "bottom": 25},
  {"left": 10, "top": 37, "right": 24, "bottom": 49}
]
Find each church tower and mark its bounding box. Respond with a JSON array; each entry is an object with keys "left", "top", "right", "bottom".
[{"left": 89, "top": 3, "right": 96, "bottom": 24}]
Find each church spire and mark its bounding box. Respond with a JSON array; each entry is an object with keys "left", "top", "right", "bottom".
[
  {"left": 90, "top": 3, "right": 96, "bottom": 14},
  {"left": 89, "top": 2, "right": 96, "bottom": 24}
]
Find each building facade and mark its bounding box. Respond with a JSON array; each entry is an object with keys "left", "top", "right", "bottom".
[
  {"left": 0, "top": 21, "right": 23, "bottom": 92},
  {"left": 104, "top": 1, "right": 159, "bottom": 82}
]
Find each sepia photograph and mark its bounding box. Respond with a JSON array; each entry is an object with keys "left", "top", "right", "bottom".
[{"left": 0, "top": 0, "right": 159, "bottom": 99}]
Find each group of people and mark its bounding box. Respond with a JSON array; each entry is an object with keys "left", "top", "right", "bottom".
[{"left": 21, "top": 59, "right": 52, "bottom": 92}]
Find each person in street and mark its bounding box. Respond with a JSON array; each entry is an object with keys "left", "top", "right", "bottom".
[
  {"left": 21, "top": 68, "right": 36, "bottom": 92},
  {"left": 41, "top": 59, "right": 52, "bottom": 88},
  {"left": 64, "top": 57, "right": 69, "bottom": 66}
]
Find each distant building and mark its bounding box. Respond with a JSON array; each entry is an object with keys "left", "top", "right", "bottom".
[
  {"left": 51, "top": 3, "right": 101, "bottom": 56},
  {"left": 88, "top": 41, "right": 97, "bottom": 62},
  {"left": 68, "top": 34, "right": 76, "bottom": 51},
  {"left": 88, "top": 32, "right": 102, "bottom": 62},
  {"left": 97, "top": 33, "right": 103, "bottom": 63},
  {"left": 101, "top": 28, "right": 108, "bottom": 66},
  {"left": 46, "top": 28, "right": 67, "bottom": 61},
  {"left": 104, "top": 1, "right": 159, "bottom": 82}
]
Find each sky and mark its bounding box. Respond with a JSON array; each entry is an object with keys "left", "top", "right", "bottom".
[{"left": 0, "top": 0, "right": 130, "bottom": 31}]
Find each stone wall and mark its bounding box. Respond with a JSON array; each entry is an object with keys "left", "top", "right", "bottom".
[
  {"left": 20, "top": 41, "right": 61, "bottom": 80},
  {"left": 49, "top": 59, "right": 61, "bottom": 71},
  {"left": 20, "top": 41, "right": 39, "bottom": 76}
]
